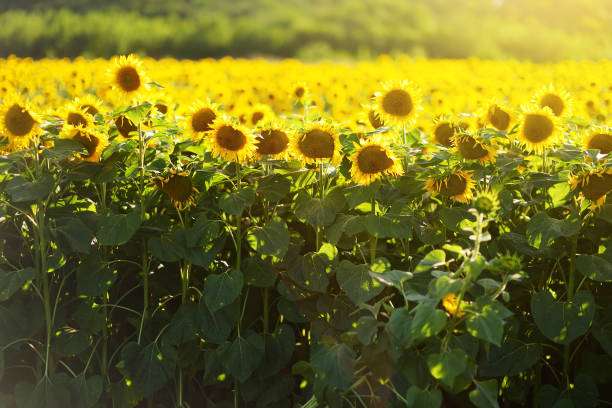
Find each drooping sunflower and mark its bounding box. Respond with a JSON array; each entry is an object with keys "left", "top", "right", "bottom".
[
  {"left": 155, "top": 170, "right": 199, "bottom": 210},
  {"left": 114, "top": 115, "right": 138, "bottom": 139},
  {"left": 516, "top": 105, "right": 561, "bottom": 154},
  {"left": 107, "top": 54, "right": 149, "bottom": 101},
  {"left": 583, "top": 128, "right": 612, "bottom": 155},
  {"left": 183, "top": 100, "right": 219, "bottom": 141},
  {"left": 532, "top": 84, "right": 573, "bottom": 117},
  {"left": 373, "top": 80, "right": 423, "bottom": 127},
  {"left": 290, "top": 121, "right": 342, "bottom": 166},
  {"left": 62, "top": 124, "right": 109, "bottom": 163},
  {"left": 569, "top": 169, "right": 612, "bottom": 208},
  {"left": 425, "top": 170, "right": 475, "bottom": 203},
  {"left": 0, "top": 92, "right": 39, "bottom": 152},
  {"left": 454, "top": 133, "right": 496, "bottom": 164},
  {"left": 349, "top": 135, "right": 403, "bottom": 185},
  {"left": 207, "top": 116, "right": 256, "bottom": 163},
  {"left": 482, "top": 102, "right": 513, "bottom": 132},
  {"left": 359, "top": 104, "right": 386, "bottom": 130},
  {"left": 430, "top": 117, "right": 455, "bottom": 147},
  {"left": 254, "top": 122, "right": 291, "bottom": 159}
]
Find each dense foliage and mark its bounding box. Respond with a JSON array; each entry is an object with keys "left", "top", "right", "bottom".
[
  {"left": 1, "top": 0, "right": 612, "bottom": 60},
  {"left": 0, "top": 56, "right": 612, "bottom": 407}
]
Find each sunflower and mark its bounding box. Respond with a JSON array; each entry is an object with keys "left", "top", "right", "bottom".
[
  {"left": 583, "top": 128, "right": 612, "bottom": 155},
  {"left": 290, "top": 82, "right": 309, "bottom": 105},
  {"left": 0, "top": 92, "right": 39, "bottom": 152},
  {"left": 244, "top": 104, "right": 274, "bottom": 127},
  {"left": 62, "top": 124, "right": 109, "bottom": 163},
  {"left": 349, "top": 135, "right": 403, "bottom": 185},
  {"left": 532, "top": 84, "right": 573, "bottom": 117},
  {"left": 359, "top": 104, "right": 386, "bottom": 130},
  {"left": 290, "top": 121, "right": 342, "bottom": 166},
  {"left": 373, "top": 80, "right": 422, "bottom": 127},
  {"left": 516, "top": 105, "right": 561, "bottom": 154},
  {"left": 454, "top": 133, "right": 496, "bottom": 163},
  {"left": 207, "top": 116, "right": 256, "bottom": 163},
  {"left": 430, "top": 118, "right": 455, "bottom": 147},
  {"left": 569, "top": 169, "right": 612, "bottom": 208},
  {"left": 107, "top": 54, "right": 149, "bottom": 101},
  {"left": 482, "top": 102, "right": 513, "bottom": 132},
  {"left": 442, "top": 293, "right": 466, "bottom": 317},
  {"left": 59, "top": 102, "right": 95, "bottom": 129},
  {"left": 114, "top": 115, "right": 138, "bottom": 139},
  {"left": 155, "top": 170, "right": 199, "bottom": 210},
  {"left": 183, "top": 100, "right": 218, "bottom": 141},
  {"left": 425, "top": 170, "right": 475, "bottom": 203},
  {"left": 254, "top": 122, "right": 291, "bottom": 159},
  {"left": 75, "top": 94, "right": 104, "bottom": 116}
]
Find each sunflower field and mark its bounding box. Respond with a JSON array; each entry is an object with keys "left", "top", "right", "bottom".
[{"left": 0, "top": 55, "right": 612, "bottom": 408}]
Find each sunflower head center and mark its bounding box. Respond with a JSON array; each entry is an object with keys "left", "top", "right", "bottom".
[
  {"left": 116, "top": 66, "right": 141, "bottom": 93},
  {"left": 540, "top": 93, "right": 564, "bottom": 116},
  {"left": 216, "top": 125, "right": 247, "bottom": 151},
  {"left": 5, "top": 103, "right": 35, "bottom": 136},
  {"left": 162, "top": 175, "right": 193, "bottom": 202},
  {"left": 368, "top": 109, "right": 384, "bottom": 129},
  {"left": 115, "top": 115, "right": 137, "bottom": 138},
  {"left": 298, "top": 129, "right": 335, "bottom": 159},
  {"left": 72, "top": 131, "right": 99, "bottom": 158},
  {"left": 587, "top": 133, "right": 612, "bottom": 155},
  {"left": 356, "top": 145, "right": 394, "bottom": 174},
  {"left": 457, "top": 136, "right": 488, "bottom": 159},
  {"left": 155, "top": 104, "right": 168, "bottom": 114},
  {"left": 294, "top": 87, "right": 305, "bottom": 98},
  {"left": 523, "top": 114, "right": 554, "bottom": 143},
  {"left": 488, "top": 106, "right": 510, "bottom": 131},
  {"left": 434, "top": 122, "right": 454, "bottom": 146},
  {"left": 67, "top": 112, "right": 88, "bottom": 127},
  {"left": 257, "top": 129, "right": 289, "bottom": 155},
  {"left": 192, "top": 108, "right": 216, "bottom": 132},
  {"left": 382, "top": 89, "right": 413, "bottom": 117},
  {"left": 580, "top": 173, "right": 612, "bottom": 201},
  {"left": 440, "top": 174, "right": 468, "bottom": 197},
  {"left": 251, "top": 111, "right": 264, "bottom": 126},
  {"left": 82, "top": 104, "right": 99, "bottom": 115}
]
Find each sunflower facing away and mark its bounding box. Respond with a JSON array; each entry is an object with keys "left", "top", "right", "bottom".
[
  {"left": 430, "top": 118, "right": 455, "bottom": 147},
  {"left": 359, "top": 104, "right": 386, "bottom": 130},
  {"left": 532, "top": 84, "right": 573, "bottom": 117},
  {"left": 516, "top": 105, "right": 561, "bottom": 154},
  {"left": 373, "top": 80, "right": 422, "bottom": 127},
  {"left": 184, "top": 100, "right": 218, "bottom": 141},
  {"left": 107, "top": 54, "right": 149, "bottom": 101},
  {"left": 350, "top": 135, "right": 403, "bottom": 185},
  {"left": 255, "top": 123, "right": 291, "bottom": 159},
  {"left": 0, "top": 92, "right": 39, "bottom": 152},
  {"left": 290, "top": 121, "right": 342, "bottom": 166},
  {"left": 207, "top": 116, "right": 256, "bottom": 163},
  {"left": 62, "top": 124, "right": 109, "bottom": 163},
  {"left": 454, "top": 133, "right": 496, "bottom": 164},
  {"left": 114, "top": 115, "right": 138, "bottom": 139},
  {"left": 425, "top": 170, "right": 475, "bottom": 203},
  {"left": 483, "top": 102, "right": 513, "bottom": 132},
  {"left": 569, "top": 169, "right": 612, "bottom": 208},
  {"left": 155, "top": 170, "right": 199, "bottom": 210},
  {"left": 583, "top": 128, "right": 612, "bottom": 155}
]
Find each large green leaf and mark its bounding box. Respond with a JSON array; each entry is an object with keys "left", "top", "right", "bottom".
[
  {"left": 55, "top": 329, "right": 92, "bottom": 356},
  {"left": 426, "top": 349, "right": 469, "bottom": 389},
  {"left": 68, "top": 374, "right": 103, "bottom": 408},
  {"left": 294, "top": 187, "right": 346, "bottom": 227},
  {"left": 218, "top": 187, "right": 255, "bottom": 216},
  {"left": 15, "top": 377, "right": 71, "bottom": 408},
  {"left": 525, "top": 212, "right": 580, "bottom": 249},
  {"left": 255, "top": 324, "right": 295, "bottom": 378},
  {"left": 120, "top": 341, "right": 178, "bottom": 397},
  {"left": 6, "top": 173, "right": 54, "bottom": 202},
  {"left": 592, "top": 304, "right": 612, "bottom": 357},
  {"left": 243, "top": 257, "right": 278, "bottom": 287},
  {"left": 414, "top": 249, "right": 446, "bottom": 274},
  {"left": 310, "top": 341, "right": 355, "bottom": 391},
  {"left": 220, "top": 333, "right": 265, "bottom": 383},
  {"left": 76, "top": 257, "right": 117, "bottom": 297},
  {"left": 246, "top": 217, "right": 289, "bottom": 258},
  {"left": 163, "top": 303, "right": 199, "bottom": 346},
  {"left": 411, "top": 303, "right": 447, "bottom": 340},
  {"left": 97, "top": 211, "right": 141, "bottom": 246},
  {"left": 531, "top": 290, "right": 595, "bottom": 345},
  {"left": 478, "top": 339, "right": 541, "bottom": 377},
  {"left": 363, "top": 214, "right": 412, "bottom": 239},
  {"left": 576, "top": 253, "right": 612, "bottom": 282},
  {"left": 440, "top": 207, "right": 476, "bottom": 233},
  {"left": 204, "top": 269, "right": 244, "bottom": 312},
  {"left": 336, "top": 260, "right": 383, "bottom": 304},
  {"left": 405, "top": 386, "right": 443, "bottom": 408},
  {"left": 466, "top": 305, "right": 505, "bottom": 347},
  {"left": 54, "top": 217, "right": 93, "bottom": 254},
  {"left": 257, "top": 174, "right": 291, "bottom": 202},
  {"left": 286, "top": 251, "right": 330, "bottom": 293},
  {"left": 197, "top": 300, "right": 238, "bottom": 345},
  {"left": 387, "top": 308, "right": 414, "bottom": 348},
  {"left": 469, "top": 379, "right": 500, "bottom": 408},
  {"left": 0, "top": 267, "right": 35, "bottom": 302}
]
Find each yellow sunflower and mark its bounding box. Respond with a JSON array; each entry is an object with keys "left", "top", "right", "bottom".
[
  {"left": 425, "top": 170, "right": 475, "bottom": 203},
  {"left": 243, "top": 104, "right": 274, "bottom": 127},
  {"left": 569, "top": 169, "right": 612, "bottom": 208},
  {"left": 583, "top": 128, "right": 612, "bottom": 155},
  {"left": 359, "top": 104, "right": 386, "bottom": 130},
  {"left": 349, "top": 135, "right": 403, "bottom": 185},
  {"left": 75, "top": 94, "right": 105, "bottom": 116},
  {"left": 290, "top": 82, "right": 309, "bottom": 105},
  {"left": 62, "top": 124, "right": 109, "bottom": 163},
  {"left": 183, "top": 100, "right": 218, "bottom": 141},
  {"left": 516, "top": 105, "right": 561, "bottom": 154},
  {"left": 454, "top": 133, "right": 496, "bottom": 164},
  {"left": 207, "top": 115, "right": 256, "bottom": 163},
  {"left": 106, "top": 54, "right": 149, "bottom": 101},
  {"left": 442, "top": 293, "right": 466, "bottom": 317},
  {"left": 482, "top": 102, "right": 513, "bottom": 132},
  {"left": 430, "top": 117, "right": 455, "bottom": 147},
  {"left": 532, "top": 84, "right": 573, "bottom": 117},
  {"left": 155, "top": 170, "right": 199, "bottom": 210},
  {"left": 59, "top": 102, "right": 96, "bottom": 129},
  {"left": 290, "top": 121, "right": 342, "bottom": 166},
  {"left": 373, "top": 80, "right": 423, "bottom": 127},
  {"left": 0, "top": 92, "right": 39, "bottom": 152},
  {"left": 254, "top": 122, "right": 291, "bottom": 159}
]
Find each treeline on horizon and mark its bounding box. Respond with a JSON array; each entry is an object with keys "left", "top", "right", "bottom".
[{"left": 1, "top": 0, "right": 611, "bottom": 61}]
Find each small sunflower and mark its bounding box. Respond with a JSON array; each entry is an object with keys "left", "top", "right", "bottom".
[
  {"left": 359, "top": 104, "right": 386, "bottom": 130},
  {"left": 207, "top": 115, "right": 256, "bottom": 163},
  {"left": 291, "top": 82, "right": 309, "bottom": 105},
  {"left": 59, "top": 102, "right": 95, "bottom": 128},
  {"left": 184, "top": 100, "right": 218, "bottom": 141},
  {"left": 244, "top": 104, "right": 274, "bottom": 127},
  {"left": 373, "top": 80, "right": 422, "bottom": 127},
  {"left": 0, "top": 92, "right": 39, "bottom": 152},
  {"left": 442, "top": 293, "right": 466, "bottom": 317},
  {"left": 107, "top": 54, "right": 149, "bottom": 101},
  {"left": 425, "top": 170, "right": 475, "bottom": 203},
  {"left": 516, "top": 105, "right": 561, "bottom": 154},
  {"left": 569, "top": 169, "right": 612, "bottom": 208},
  {"left": 254, "top": 122, "right": 291, "bottom": 159},
  {"left": 155, "top": 170, "right": 199, "bottom": 210},
  {"left": 62, "top": 124, "right": 109, "bottom": 163},
  {"left": 583, "top": 128, "right": 612, "bottom": 155},
  {"left": 472, "top": 189, "right": 500, "bottom": 217},
  {"left": 290, "top": 121, "right": 342, "bottom": 166},
  {"left": 430, "top": 118, "right": 455, "bottom": 147},
  {"left": 114, "top": 115, "right": 138, "bottom": 139},
  {"left": 532, "top": 84, "right": 573, "bottom": 117},
  {"left": 75, "top": 94, "right": 105, "bottom": 116},
  {"left": 454, "top": 133, "right": 496, "bottom": 164},
  {"left": 483, "top": 102, "right": 513, "bottom": 132},
  {"left": 349, "top": 135, "right": 403, "bottom": 185}
]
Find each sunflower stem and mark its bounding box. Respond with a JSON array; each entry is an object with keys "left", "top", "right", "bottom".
[
  {"left": 370, "top": 196, "right": 377, "bottom": 264},
  {"left": 563, "top": 232, "right": 578, "bottom": 389},
  {"left": 137, "top": 121, "right": 150, "bottom": 344}
]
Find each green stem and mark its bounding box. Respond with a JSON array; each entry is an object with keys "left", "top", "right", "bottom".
[
  {"left": 316, "top": 161, "right": 325, "bottom": 250},
  {"left": 138, "top": 122, "right": 149, "bottom": 345},
  {"left": 38, "top": 207, "right": 52, "bottom": 378},
  {"left": 563, "top": 233, "right": 578, "bottom": 389},
  {"left": 370, "top": 196, "right": 377, "bottom": 264},
  {"left": 542, "top": 149, "right": 547, "bottom": 173}
]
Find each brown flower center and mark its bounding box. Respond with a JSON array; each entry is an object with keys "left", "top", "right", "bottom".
[
  {"left": 67, "top": 112, "right": 88, "bottom": 127},
  {"left": 523, "top": 114, "right": 554, "bottom": 143},
  {"left": 439, "top": 174, "right": 468, "bottom": 197},
  {"left": 356, "top": 145, "right": 394, "bottom": 174},
  {"left": 488, "top": 105, "right": 511, "bottom": 131},
  {"left": 115, "top": 115, "right": 137, "bottom": 138},
  {"left": 192, "top": 108, "right": 216, "bottom": 133},
  {"left": 540, "top": 93, "right": 564, "bottom": 116},
  {"left": 72, "top": 130, "right": 99, "bottom": 158},
  {"left": 587, "top": 133, "right": 612, "bottom": 155},
  {"left": 382, "top": 89, "right": 413, "bottom": 117},
  {"left": 216, "top": 125, "right": 247, "bottom": 151},
  {"left": 433, "top": 122, "right": 454, "bottom": 147},
  {"left": 251, "top": 111, "right": 264, "bottom": 126},
  {"left": 457, "top": 136, "right": 489, "bottom": 159},
  {"left": 81, "top": 104, "right": 99, "bottom": 115},
  {"left": 298, "top": 129, "right": 335, "bottom": 159},
  {"left": 116, "top": 66, "right": 141, "bottom": 93},
  {"left": 368, "top": 109, "right": 384, "bottom": 129},
  {"left": 256, "top": 129, "right": 289, "bottom": 155},
  {"left": 5, "top": 103, "right": 35, "bottom": 136},
  {"left": 155, "top": 104, "right": 168, "bottom": 114},
  {"left": 294, "top": 87, "right": 305, "bottom": 98},
  {"left": 162, "top": 174, "right": 193, "bottom": 202},
  {"left": 581, "top": 173, "right": 612, "bottom": 201}
]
